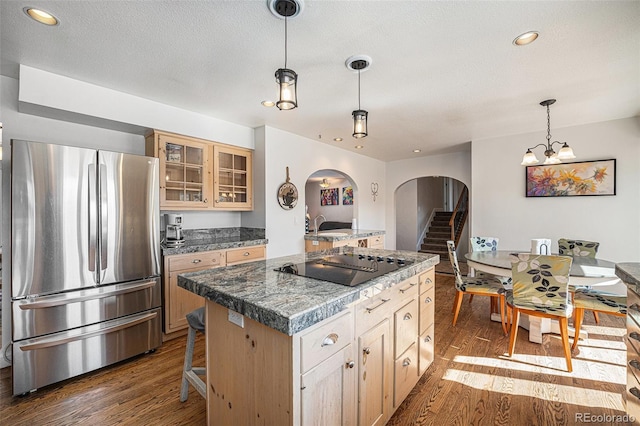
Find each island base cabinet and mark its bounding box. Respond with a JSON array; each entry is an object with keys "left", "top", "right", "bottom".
[
  {"left": 205, "top": 301, "right": 293, "bottom": 426},
  {"left": 301, "top": 345, "right": 357, "bottom": 426},
  {"left": 358, "top": 319, "right": 392, "bottom": 426},
  {"left": 418, "top": 325, "right": 435, "bottom": 376},
  {"left": 394, "top": 343, "right": 419, "bottom": 407}
]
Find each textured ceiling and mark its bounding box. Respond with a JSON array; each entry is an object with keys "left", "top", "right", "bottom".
[{"left": 1, "top": 1, "right": 638, "bottom": 161}]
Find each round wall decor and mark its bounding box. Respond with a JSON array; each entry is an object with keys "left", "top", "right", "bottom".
[{"left": 277, "top": 167, "right": 298, "bottom": 209}]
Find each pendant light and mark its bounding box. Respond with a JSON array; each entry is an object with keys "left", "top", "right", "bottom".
[
  {"left": 521, "top": 99, "right": 576, "bottom": 165},
  {"left": 272, "top": 0, "right": 300, "bottom": 111},
  {"left": 346, "top": 56, "right": 371, "bottom": 139}
]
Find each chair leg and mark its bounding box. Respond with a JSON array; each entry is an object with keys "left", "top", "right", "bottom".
[
  {"left": 593, "top": 311, "right": 600, "bottom": 324},
  {"left": 469, "top": 294, "right": 475, "bottom": 304},
  {"left": 571, "top": 308, "right": 585, "bottom": 351},
  {"left": 508, "top": 308, "right": 520, "bottom": 356},
  {"left": 180, "top": 326, "right": 197, "bottom": 402},
  {"left": 498, "top": 294, "right": 507, "bottom": 335},
  {"left": 452, "top": 290, "right": 464, "bottom": 326},
  {"left": 558, "top": 316, "right": 573, "bottom": 372}
]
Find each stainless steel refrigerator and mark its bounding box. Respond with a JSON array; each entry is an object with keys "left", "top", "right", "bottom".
[{"left": 11, "top": 140, "right": 162, "bottom": 395}]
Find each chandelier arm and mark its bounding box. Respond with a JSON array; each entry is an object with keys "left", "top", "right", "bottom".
[{"left": 526, "top": 143, "right": 549, "bottom": 151}]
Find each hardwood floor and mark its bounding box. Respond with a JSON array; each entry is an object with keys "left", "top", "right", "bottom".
[{"left": 0, "top": 274, "right": 627, "bottom": 425}]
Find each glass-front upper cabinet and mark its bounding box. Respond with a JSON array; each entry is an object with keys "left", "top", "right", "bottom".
[
  {"left": 213, "top": 145, "right": 253, "bottom": 210},
  {"left": 146, "top": 131, "right": 211, "bottom": 209}
]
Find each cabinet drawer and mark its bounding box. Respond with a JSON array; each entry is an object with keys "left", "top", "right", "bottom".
[
  {"left": 369, "top": 235, "right": 384, "bottom": 248},
  {"left": 356, "top": 290, "right": 396, "bottom": 335},
  {"left": 300, "top": 310, "right": 354, "bottom": 373},
  {"left": 419, "top": 285, "right": 435, "bottom": 334},
  {"left": 419, "top": 268, "right": 435, "bottom": 295},
  {"left": 169, "top": 251, "right": 225, "bottom": 272},
  {"left": 390, "top": 276, "right": 419, "bottom": 301},
  {"left": 418, "top": 325, "right": 434, "bottom": 376},
  {"left": 394, "top": 342, "right": 419, "bottom": 408},
  {"left": 394, "top": 300, "right": 418, "bottom": 358},
  {"left": 333, "top": 239, "right": 359, "bottom": 248},
  {"left": 226, "top": 245, "right": 265, "bottom": 265}
]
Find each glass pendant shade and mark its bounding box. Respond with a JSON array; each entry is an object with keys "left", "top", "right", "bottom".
[
  {"left": 521, "top": 149, "right": 539, "bottom": 165},
  {"left": 543, "top": 154, "right": 561, "bottom": 165},
  {"left": 557, "top": 143, "right": 576, "bottom": 160},
  {"left": 275, "top": 68, "right": 298, "bottom": 110},
  {"left": 352, "top": 109, "right": 368, "bottom": 138}
]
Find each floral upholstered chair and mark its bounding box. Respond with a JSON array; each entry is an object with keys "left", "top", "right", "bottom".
[
  {"left": 506, "top": 253, "right": 574, "bottom": 372},
  {"left": 571, "top": 289, "right": 627, "bottom": 351},
  {"left": 447, "top": 240, "right": 507, "bottom": 334},
  {"left": 469, "top": 236, "right": 512, "bottom": 290},
  {"left": 558, "top": 238, "right": 599, "bottom": 258}
]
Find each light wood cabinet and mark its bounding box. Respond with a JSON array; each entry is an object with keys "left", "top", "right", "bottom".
[
  {"left": 417, "top": 269, "right": 436, "bottom": 375},
  {"left": 368, "top": 235, "right": 385, "bottom": 249},
  {"left": 163, "top": 245, "right": 265, "bottom": 336},
  {"left": 305, "top": 235, "right": 384, "bottom": 253},
  {"left": 146, "top": 130, "right": 253, "bottom": 211},
  {"left": 213, "top": 145, "right": 253, "bottom": 210},
  {"left": 357, "top": 319, "right": 392, "bottom": 426}
]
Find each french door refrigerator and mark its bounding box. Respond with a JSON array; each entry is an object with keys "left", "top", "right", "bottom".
[{"left": 11, "top": 140, "right": 162, "bottom": 395}]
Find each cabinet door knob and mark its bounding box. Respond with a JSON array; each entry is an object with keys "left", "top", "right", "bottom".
[
  {"left": 402, "top": 358, "right": 412, "bottom": 367},
  {"left": 203, "top": 198, "right": 208, "bottom": 203},
  {"left": 403, "top": 312, "right": 413, "bottom": 321},
  {"left": 346, "top": 361, "right": 355, "bottom": 369},
  {"left": 321, "top": 333, "right": 338, "bottom": 347},
  {"left": 243, "top": 252, "right": 250, "bottom": 256},
  {"left": 363, "top": 347, "right": 371, "bottom": 355}
]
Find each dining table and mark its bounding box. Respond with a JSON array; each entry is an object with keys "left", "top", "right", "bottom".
[{"left": 464, "top": 250, "right": 620, "bottom": 343}]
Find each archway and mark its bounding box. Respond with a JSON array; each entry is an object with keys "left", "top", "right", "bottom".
[{"left": 305, "top": 169, "right": 357, "bottom": 233}]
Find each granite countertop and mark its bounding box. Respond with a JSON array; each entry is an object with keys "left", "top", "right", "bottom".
[
  {"left": 178, "top": 247, "right": 438, "bottom": 336},
  {"left": 617, "top": 262, "right": 640, "bottom": 288},
  {"left": 162, "top": 227, "right": 267, "bottom": 255},
  {"left": 303, "top": 229, "right": 385, "bottom": 242}
]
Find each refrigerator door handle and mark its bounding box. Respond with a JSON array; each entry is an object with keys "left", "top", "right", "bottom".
[
  {"left": 99, "top": 163, "right": 108, "bottom": 273},
  {"left": 18, "top": 311, "right": 158, "bottom": 351},
  {"left": 17, "top": 280, "right": 157, "bottom": 310},
  {"left": 88, "top": 163, "right": 97, "bottom": 276}
]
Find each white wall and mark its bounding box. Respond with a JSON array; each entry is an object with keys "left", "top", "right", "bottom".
[
  {"left": 471, "top": 116, "right": 640, "bottom": 262},
  {"left": 259, "top": 126, "right": 386, "bottom": 258},
  {"left": 395, "top": 180, "right": 418, "bottom": 250},
  {"left": 386, "top": 150, "right": 472, "bottom": 250}
]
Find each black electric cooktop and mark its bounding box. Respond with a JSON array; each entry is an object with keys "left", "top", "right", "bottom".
[{"left": 275, "top": 253, "right": 412, "bottom": 287}]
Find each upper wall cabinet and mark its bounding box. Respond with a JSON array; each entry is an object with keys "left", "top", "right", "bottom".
[{"left": 146, "top": 130, "right": 253, "bottom": 211}]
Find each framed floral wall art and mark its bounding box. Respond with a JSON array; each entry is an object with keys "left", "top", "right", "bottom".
[{"left": 525, "top": 159, "right": 616, "bottom": 197}]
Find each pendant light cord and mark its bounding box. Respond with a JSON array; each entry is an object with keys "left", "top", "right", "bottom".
[
  {"left": 546, "top": 103, "right": 551, "bottom": 146},
  {"left": 284, "top": 14, "right": 288, "bottom": 69},
  {"left": 358, "top": 69, "right": 361, "bottom": 110}
]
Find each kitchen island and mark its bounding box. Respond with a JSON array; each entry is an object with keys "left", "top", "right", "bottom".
[{"left": 179, "top": 247, "right": 438, "bottom": 425}]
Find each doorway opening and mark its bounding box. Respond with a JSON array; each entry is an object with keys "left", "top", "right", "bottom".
[{"left": 305, "top": 170, "right": 357, "bottom": 233}]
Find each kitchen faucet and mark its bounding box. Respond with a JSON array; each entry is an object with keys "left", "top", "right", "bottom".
[{"left": 314, "top": 215, "right": 326, "bottom": 236}]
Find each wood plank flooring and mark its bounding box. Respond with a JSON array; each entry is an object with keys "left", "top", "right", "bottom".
[{"left": 0, "top": 274, "right": 627, "bottom": 425}]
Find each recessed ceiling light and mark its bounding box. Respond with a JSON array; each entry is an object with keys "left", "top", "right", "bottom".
[
  {"left": 261, "top": 100, "right": 275, "bottom": 107},
  {"left": 355, "top": 145, "right": 364, "bottom": 149},
  {"left": 513, "top": 31, "right": 539, "bottom": 46},
  {"left": 413, "top": 149, "right": 421, "bottom": 153},
  {"left": 334, "top": 137, "right": 343, "bottom": 142},
  {"left": 23, "top": 7, "right": 59, "bottom": 26}
]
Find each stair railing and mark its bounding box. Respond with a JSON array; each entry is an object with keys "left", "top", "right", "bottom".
[{"left": 449, "top": 187, "right": 469, "bottom": 245}]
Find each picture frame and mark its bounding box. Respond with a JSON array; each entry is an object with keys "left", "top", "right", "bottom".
[
  {"left": 342, "top": 186, "right": 353, "bottom": 205},
  {"left": 321, "top": 188, "right": 339, "bottom": 206},
  {"left": 525, "top": 159, "right": 616, "bottom": 197}
]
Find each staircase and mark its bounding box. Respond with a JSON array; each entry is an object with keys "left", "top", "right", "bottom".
[{"left": 419, "top": 211, "right": 453, "bottom": 259}]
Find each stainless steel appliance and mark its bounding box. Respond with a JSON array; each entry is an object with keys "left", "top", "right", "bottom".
[
  {"left": 275, "top": 253, "right": 412, "bottom": 287},
  {"left": 11, "top": 140, "right": 162, "bottom": 396},
  {"left": 164, "top": 213, "right": 185, "bottom": 247}
]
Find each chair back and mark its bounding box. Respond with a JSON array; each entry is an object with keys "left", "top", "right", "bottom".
[
  {"left": 446, "top": 240, "right": 464, "bottom": 287},
  {"left": 510, "top": 253, "right": 573, "bottom": 315},
  {"left": 470, "top": 237, "right": 499, "bottom": 252},
  {"left": 558, "top": 238, "right": 599, "bottom": 258}
]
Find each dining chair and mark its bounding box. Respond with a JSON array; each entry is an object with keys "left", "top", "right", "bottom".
[
  {"left": 469, "top": 236, "right": 513, "bottom": 289},
  {"left": 558, "top": 238, "right": 601, "bottom": 323},
  {"left": 447, "top": 240, "right": 507, "bottom": 334},
  {"left": 506, "top": 253, "right": 574, "bottom": 372},
  {"left": 558, "top": 238, "right": 599, "bottom": 258},
  {"left": 571, "top": 288, "right": 627, "bottom": 351}
]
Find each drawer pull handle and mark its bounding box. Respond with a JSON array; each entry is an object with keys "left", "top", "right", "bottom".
[
  {"left": 630, "top": 332, "right": 640, "bottom": 342},
  {"left": 366, "top": 298, "right": 391, "bottom": 313},
  {"left": 192, "top": 259, "right": 202, "bottom": 264},
  {"left": 321, "top": 333, "right": 338, "bottom": 347},
  {"left": 403, "top": 313, "right": 413, "bottom": 321},
  {"left": 399, "top": 282, "right": 418, "bottom": 293},
  {"left": 631, "top": 360, "right": 640, "bottom": 371},
  {"left": 425, "top": 278, "right": 432, "bottom": 284},
  {"left": 631, "top": 387, "right": 640, "bottom": 400},
  {"left": 402, "top": 358, "right": 412, "bottom": 367},
  {"left": 424, "top": 335, "right": 432, "bottom": 343},
  {"left": 424, "top": 297, "right": 433, "bottom": 304},
  {"left": 243, "top": 252, "right": 250, "bottom": 256},
  {"left": 346, "top": 361, "right": 355, "bottom": 369}
]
